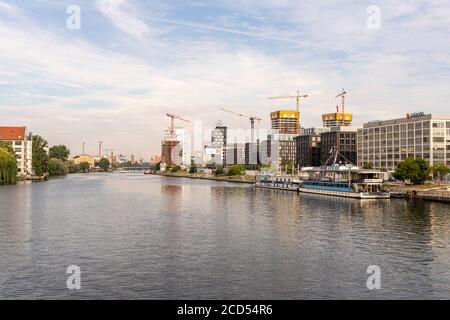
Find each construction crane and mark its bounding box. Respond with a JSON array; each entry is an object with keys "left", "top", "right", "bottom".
[
  {"left": 267, "top": 91, "right": 308, "bottom": 113},
  {"left": 336, "top": 89, "right": 347, "bottom": 114},
  {"left": 221, "top": 108, "right": 262, "bottom": 143},
  {"left": 166, "top": 113, "right": 191, "bottom": 167}
]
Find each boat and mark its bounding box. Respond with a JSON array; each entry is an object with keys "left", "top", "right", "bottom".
[
  {"left": 144, "top": 169, "right": 152, "bottom": 174},
  {"left": 255, "top": 174, "right": 300, "bottom": 191},
  {"left": 255, "top": 147, "right": 390, "bottom": 199}
]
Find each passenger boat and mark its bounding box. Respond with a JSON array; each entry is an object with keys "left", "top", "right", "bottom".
[
  {"left": 298, "top": 165, "right": 390, "bottom": 199},
  {"left": 255, "top": 148, "right": 390, "bottom": 199},
  {"left": 255, "top": 174, "right": 300, "bottom": 191}
]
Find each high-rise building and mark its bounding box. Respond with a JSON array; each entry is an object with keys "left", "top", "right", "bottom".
[
  {"left": 320, "top": 127, "right": 358, "bottom": 165},
  {"left": 267, "top": 132, "right": 297, "bottom": 167},
  {"left": 357, "top": 113, "right": 450, "bottom": 170},
  {"left": 161, "top": 127, "right": 191, "bottom": 166},
  {"left": 322, "top": 112, "right": 353, "bottom": 127},
  {"left": 295, "top": 128, "right": 330, "bottom": 167},
  {"left": 211, "top": 123, "right": 227, "bottom": 165},
  {"left": 0, "top": 126, "right": 33, "bottom": 177},
  {"left": 270, "top": 110, "right": 300, "bottom": 134}
]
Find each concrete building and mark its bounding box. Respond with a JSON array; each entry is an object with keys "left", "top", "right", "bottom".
[
  {"left": 321, "top": 127, "right": 358, "bottom": 165},
  {"left": 295, "top": 128, "right": 330, "bottom": 167},
  {"left": 0, "top": 126, "right": 33, "bottom": 177},
  {"left": 270, "top": 110, "right": 300, "bottom": 134},
  {"left": 211, "top": 123, "right": 227, "bottom": 165},
  {"left": 322, "top": 112, "right": 353, "bottom": 127},
  {"left": 224, "top": 143, "right": 246, "bottom": 166},
  {"left": 267, "top": 132, "right": 297, "bottom": 168},
  {"left": 357, "top": 113, "right": 450, "bottom": 170},
  {"left": 161, "top": 127, "right": 191, "bottom": 166},
  {"left": 73, "top": 154, "right": 95, "bottom": 168}
]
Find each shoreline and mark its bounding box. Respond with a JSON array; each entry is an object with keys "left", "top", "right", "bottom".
[{"left": 156, "top": 172, "right": 255, "bottom": 184}]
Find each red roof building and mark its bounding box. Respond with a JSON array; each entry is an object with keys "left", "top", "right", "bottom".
[{"left": 0, "top": 126, "right": 26, "bottom": 141}]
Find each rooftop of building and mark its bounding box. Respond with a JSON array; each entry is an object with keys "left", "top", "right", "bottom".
[
  {"left": 0, "top": 126, "right": 26, "bottom": 141},
  {"left": 363, "top": 113, "right": 450, "bottom": 128}
]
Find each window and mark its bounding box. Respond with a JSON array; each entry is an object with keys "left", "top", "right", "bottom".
[
  {"left": 433, "top": 122, "right": 445, "bottom": 128},
  {"left": 433, "top": 137, "right": 445, "bottom": 143}
]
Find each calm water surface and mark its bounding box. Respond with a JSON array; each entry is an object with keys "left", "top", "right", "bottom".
[{"left": 1, "top": 173, "right": 449, "bottom": 299}]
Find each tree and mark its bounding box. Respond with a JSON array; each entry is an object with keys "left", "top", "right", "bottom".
[
  {"left": 98, "top": 158, "right": 110, "bottom": 172},
  {"left": 79, "top": 162, "right": 90, "bottom": 172},
  {"left": 155, "top": 162, "right": 161, "bottom": 172},
  {"left": 0, "top": 141, "right": 14, "bottom": 155},
  {"left": 214, "top": 166, "right": 225, "bottom": 176},
  {"left": 228, "top": 164, "right": 245, "bottom": 176},
  {"left": 394, "top": 158, "right": 429, "bottom": 184},
  {"left": 48, "top": 158, "right": 68, "bottom": 176},
  {"left": 189, "top": 159, "right": 198, "bottom": 174},
  {"left": 0, "top": 146, "right": 18, "bottom": 185},
  {"left": 429, "top": 165, "right": 450, "bottom": 182},
  {"left": 49, "top": 145, "right": 70, "bottom": 161},
  {"left": 32, "top": 135, "right": 49, "bottom": 177},
  {"left": 170, "top": 165, "right": 181, "bottom": 173}
]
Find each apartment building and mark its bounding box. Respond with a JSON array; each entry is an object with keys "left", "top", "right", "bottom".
[
  {"left": 357, "top": 113, "right": 450, "bottom": 170},
  {"left": 0, "top": 126, "right": 33, "bottom": 177},
  {"left": 295, "top": 128, "right": 330, "bottom": 167}
]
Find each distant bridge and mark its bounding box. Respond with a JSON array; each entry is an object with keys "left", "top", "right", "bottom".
[{"left": 118, "top": 167, "right": 151, "bottom": 171}]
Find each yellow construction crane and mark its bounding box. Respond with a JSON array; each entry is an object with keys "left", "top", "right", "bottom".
[
  {"left": 267, "top": 91, "right": 308, "bottom": 113},
  {"left": 220, "top": 107, "right": 262, "bottom": 143},
  {"left": 336, "top": 89, "right": 347, "bottom": 114}
]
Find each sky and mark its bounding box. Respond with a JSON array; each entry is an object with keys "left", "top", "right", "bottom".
[{"left": 0, "top": 0, "right": 449, "bottom": 159}]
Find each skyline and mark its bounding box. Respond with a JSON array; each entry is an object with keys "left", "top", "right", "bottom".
[{"left": 1, "top": 0, "right": 450, "bottom": 158}]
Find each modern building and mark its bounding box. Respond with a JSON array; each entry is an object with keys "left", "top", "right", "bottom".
[
  {"left": 321, "top": 127, "right": 358, "bottom": 165},
  {"left": 0, "top": 126, "right": 33, "bottom": 177},
  {"left": 211, "top": 123, "right": 227, "bottom": 165},
  {"left": 322, "top": 111, "right": 353, "bottom": 127},
  {"left": 295, "top": 128, "right": 330, "bottom": 167},
  {"left": 357, "top": 113, "right": 450, "bottom": 170},
  {"left": 267, "top": 132, "right": 297, "bottom": 167},
  {"left": 161, "top": 127, "right": 191, "bottom": 166},
  {"left": 270, "top": 110, "right": 300, "bottom": 134},
  {"left": 224, "top": 143, "right": 246, "bottom": 166}
]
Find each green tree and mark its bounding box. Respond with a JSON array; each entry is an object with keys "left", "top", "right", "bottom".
[
  {"left": 68, "top": 162, "right": 81, "bottom": 173},
  {"left": 0, "top": 141, "right": 14, "bottom": 155},
  {"left": 48, "top": 158, "right": 68, "bottom": 176},
  {"left": 0, "top": 146, "right": 18, "bottom": 185},
  {"left": 214, "top": 166, "right": 225, "bottom": 176},
  {"left": 79, "top": 162, "right": 90, "bottom": 172},
  {"left": 189, "top": 160, "right": 198, "bottom": 174},
  {"left": 429, "top": 165, "right": 450, "bottom": 182},
  {"left": 170, "top": 165, "right": 181, "bottom": 173},
  {"left": 49, "top": 145, "right": 70, "bottom": 161},
  {"left": 98, "top": 158, "right": 111, "bottom": 172},
  {"left": 32, "top": 135, "right": 49, "bottom": 177},
  {"left": 155, "top": 162, "right": 161, "bottom": 172},
  {"left": 228, "top": 164, "right": 245, "bottom": 176},
  {"left": 394, "top": 158, "right": 429, "bottom": 184}
]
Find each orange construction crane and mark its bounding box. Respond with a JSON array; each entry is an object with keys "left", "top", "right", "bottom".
[
  {"left": 166, "top": 113, "right": 191, "bottom": 166},
  {"left": 267, "top": 91, "right": 308, "bottom": 113},
  {"left": 221, "top": 108, "right": 262, "bottom": 143}
]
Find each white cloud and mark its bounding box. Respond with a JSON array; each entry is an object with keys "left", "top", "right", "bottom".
[{"left": 95, "top": 0, "right": 151, "bottom": 38}]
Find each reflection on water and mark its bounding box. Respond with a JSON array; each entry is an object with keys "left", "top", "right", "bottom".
[{"left": 0, "top": 173, "right": 449, "bottom": 299}]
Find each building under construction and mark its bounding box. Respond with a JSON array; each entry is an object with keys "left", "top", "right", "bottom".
[
  {"left": 270, "top": 110, "right": 300, "bottom": 134},
  {"left": 322, "top": 89, "right": 353, "bottom": 127}
]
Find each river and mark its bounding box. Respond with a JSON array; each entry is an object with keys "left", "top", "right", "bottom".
[{"left": 1, "top": 173, "right": 449, "bottom": 299}]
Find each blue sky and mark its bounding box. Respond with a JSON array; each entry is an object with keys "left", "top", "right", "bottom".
[{"left": 1, "top": 0, "right": 450, "bottom": 158}]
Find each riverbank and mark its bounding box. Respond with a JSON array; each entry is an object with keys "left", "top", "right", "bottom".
[{"left": 156, "top": 171, "right": 255, "bottom": 184}]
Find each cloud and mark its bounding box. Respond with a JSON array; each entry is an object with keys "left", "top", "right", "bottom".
[
  {"left": 95, "top": 0, "right": 151, "bottom": 38},
  {"left": 1, "top": 0, "right": 450, "bottom": 158}
]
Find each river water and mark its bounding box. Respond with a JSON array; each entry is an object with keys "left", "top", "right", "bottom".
[{"left": 0, "top": 173, "right": 449, "bottom": 299}]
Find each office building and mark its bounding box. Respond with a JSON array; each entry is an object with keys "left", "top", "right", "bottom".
[
  {"left": 358, "top": 113, "right": 450, "bottom": 170},
  {"left": 321, "top": 127, "right": 358, "bottom": 165},
  {"left": 295, "top": 128, "right": 330, "bottom": 167}
]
